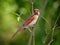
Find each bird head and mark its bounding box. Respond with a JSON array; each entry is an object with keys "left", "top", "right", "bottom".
[{"left": 33, "top": 9, "right": 40, "bottom": 15}]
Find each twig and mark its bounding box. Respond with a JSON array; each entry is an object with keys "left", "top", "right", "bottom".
[
  {"left": 28, "top": 28, "right": 35, "bottom": 45},
  {"left": 41, "top": 16, "right": 51, "bottom": 28},
  {"left": 32, "top": 28, "right": 35, "bottom": 45},
  {"left": 48, "top": 13, "right": 60, "bottom": 45},
  {"left": 47, "top": 25, "right": 56, "bottom": 45},
  {"left": 28, "top": 29, "right": 33, "bottom": 45},
  {"left": 43, "top": 12, "right": 60, "bottom": 45},
  {"left": 30, "top": 0, "right": 35, "bottom": 14},
  {"left": 31, "top": 2, "right": 34, "bottom": 14}
]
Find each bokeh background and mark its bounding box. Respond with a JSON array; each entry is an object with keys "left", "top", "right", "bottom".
[{"left": 0, "top": 0, "right": 60, "bottom": 45}]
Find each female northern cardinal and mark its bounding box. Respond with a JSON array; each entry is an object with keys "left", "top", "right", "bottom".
[{"left": 12, "top": 9, "right": 40, "bottom": 39}]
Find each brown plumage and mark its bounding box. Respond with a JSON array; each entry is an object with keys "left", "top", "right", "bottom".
[
  {"left": 11, "top": 9, "right": 40, "bottom": 39},
  {"left": 23, "top": 15, "right": 35, "bottom": 26}
]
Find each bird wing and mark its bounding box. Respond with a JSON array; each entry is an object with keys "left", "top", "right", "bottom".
[{"left": 23, "top": 15, "right": 35, "bottom": 26}]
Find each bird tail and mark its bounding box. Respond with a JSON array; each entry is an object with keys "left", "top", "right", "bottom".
[{"left": 11, "top": 26, "right": 23, "bottom": 39}]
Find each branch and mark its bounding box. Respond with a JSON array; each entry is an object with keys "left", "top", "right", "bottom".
[
  {"left": 48, "top": 13, "right": 60, "bottom": 45},
  {"left": 28, "top": 28, "right": 35, "bottom": 45},
  {"left": 28, "top": 30, "right": 33, "bottom": 45},
  {"left": 41, "top": 16, "right": 51, "bottom": 29},
  {"left": 32, "top": 28, "right": 35, "bottom": 45}
]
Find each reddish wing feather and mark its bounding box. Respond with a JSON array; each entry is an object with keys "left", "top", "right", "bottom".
[{"left": 23, "top": 15, "right": 35, "bottom": 26}]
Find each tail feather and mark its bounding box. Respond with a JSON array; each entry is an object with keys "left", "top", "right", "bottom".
[{"left": 11, "top": 26, "right": 23, "bottom": 39}]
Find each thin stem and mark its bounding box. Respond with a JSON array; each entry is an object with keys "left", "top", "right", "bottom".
[
  {"left": 41, "top": 16, "right": 51, "bottom": 28},
  {"left": 30, "top": 0, "right": 35, "bottom": 14},
  {"left": 32, "top": 2, "right": 34, "bottom": 14},
  {"left": 28, "top": 28, "right": 32, "bottom": 32},
  {"left": 32, "top": 28, "right": 35, "bottom": 45},
  {"left": 48, "top": 13, "right": 60, "bottom": 45},
  {"left": 28, "top": 28, "right": 35, "bottom": 45},
  {"left": 28, "top": 30, "right": 33, "bottom": 45}
]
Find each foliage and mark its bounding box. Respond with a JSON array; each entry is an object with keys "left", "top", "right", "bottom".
[{"left": 0, "top": 0, "right": 60, "bottom": 45}]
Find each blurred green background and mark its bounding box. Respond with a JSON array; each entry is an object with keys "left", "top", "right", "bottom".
[{"left": 0, "top": 0, "right": 60, "bottom": 45}]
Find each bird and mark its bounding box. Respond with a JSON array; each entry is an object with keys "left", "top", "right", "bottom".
[{"left": 11, "top": 9, "right": 40, "bottom": 39}]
